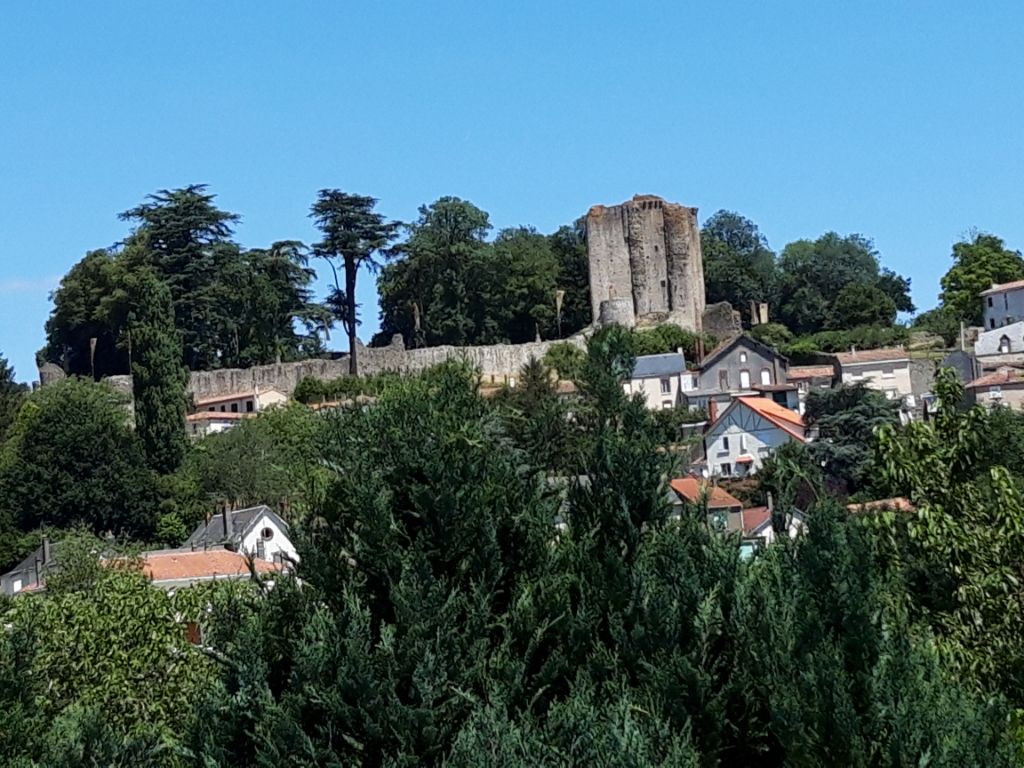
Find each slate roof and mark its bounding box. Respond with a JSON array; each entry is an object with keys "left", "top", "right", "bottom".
[
  {"left": 633, "top": 353, "right": 686, "bottom": 379},
  {"left": 975, "top": 322, "right": 1024, "bottom": 357},
  {"left": 183, "top": 505, "right": 289, "bottom": 550}
]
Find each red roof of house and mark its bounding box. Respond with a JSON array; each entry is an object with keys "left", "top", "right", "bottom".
[
  {"left": 787, "top": 365, "right": 835, "bottom": 380},
  {"left": 739, "top": 506, "right": 771, "bottom": 534},
  {"left": 980, "top": 279, "right": 1024, "bottom": 296},
  {"left": 966, "top": 366, "right": 1024, "bottom": 389},
  {"left": 735, "top": 396, "right": 806, "bottom": 440},
  {"left": 834, "top": 348, "right": 909, "bottom": 365},
  {"left": 846, "top": 497, "right": 916, "bottom": 514},
  {"left": 141, "top": 550, "right": 281, "bottom": 584},
  {"left": 670, "top": 477, "right": 743, "bottom": 509}
]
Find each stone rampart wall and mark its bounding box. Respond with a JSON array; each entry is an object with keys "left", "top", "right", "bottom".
[{"left": 186, "top": 335, "right": 587, "bottom": 398}]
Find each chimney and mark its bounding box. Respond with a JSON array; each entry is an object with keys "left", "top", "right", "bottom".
[
  {"left": 708, "top": 399, "right": 718, "bottom": 423},
  {"left": 222, "top": 505, "right": 233, "bottom": 541}
]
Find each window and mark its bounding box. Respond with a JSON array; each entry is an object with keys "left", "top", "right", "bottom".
[
  {"left": 884, "top": 389, "right": 897, "bottom": 400},
  {"left": 208, "top": 406, "right": 215, "bottom": 412},
  {"left": 661, "top": 400, "right": 672, "bottom": 410},
  {"left": 990, "top": 318, "right": 997, "bottom": 329},
  {"left": 740, "top": 434, "right": 747, "bottom": 451},
  {"left": 881, "top": 370, "right": 895, "bottom": 379},
  {"left": 760, "top": 368, "right": 771, "bottom": 385},
  {"left": 739, "top": 351, "right": 748, "bottom": 363},
  {"left": 989, "top": 385, "right": 1002, "bottom": 400},
  {"left": 722, "top": 436, "right": 730, "bottom": 451},
  {"left": 988, "top": 296, "right": 994, "bottom": 307},
  {"left": 660, "top": 378, "right": 671, "bottom": 394},
  {"left": 11, "top": 578, "right": 21, "bottom": 593},
  {"left": 739, "top": 370, "right": 751, "bottom": 389},
  {"left": 1005, "top": 293, "right": 1010, "bottom": 309},
  {"left": 246, "top": 400, "right": 255, "bottom": 412},
  {"left": 219, "top": 405, "right": 226, "bottom": 412},
  {"left": 720, "top": 463, "right": 733, "bottom": 477},
  {"left": 718, "top": 370, "right": 729, "bottom": 390},
  {"left": 231, "top": 403, "right": 239, "bottom": 413},
  {"left": 1000, "top": 335, "right": 1011, "bottom": 354},
  {"left": 260, "top": 527, "right": 275, "bottom": 541}
]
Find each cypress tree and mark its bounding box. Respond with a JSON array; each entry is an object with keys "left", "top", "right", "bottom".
[{"left": 128, "top": 269, "right": 187, "bottom": 473}]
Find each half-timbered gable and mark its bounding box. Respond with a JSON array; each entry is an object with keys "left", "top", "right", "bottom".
[{"left": 704, "top": 396, "right": 805, "bottom": 478}]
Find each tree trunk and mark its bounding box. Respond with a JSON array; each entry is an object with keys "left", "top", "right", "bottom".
[{"left": 346, "top": 256, "right": 358, "bottom": 376}]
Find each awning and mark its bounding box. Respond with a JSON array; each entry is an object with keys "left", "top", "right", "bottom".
[{"left": 736, "top": 455, "right": 755, "bottom": 464}]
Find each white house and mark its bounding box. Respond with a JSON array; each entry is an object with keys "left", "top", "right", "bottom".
[
  {"left": 703, "top": 396, "right": 806, "bottom": 478},
  {"left": 981, "top": 279, "right": 1024, "bottom": 330},
  {"left": 974, "top": 321, "right": 1024, "bottom": 368},
  {"left": 194, "top": 388, "right": 288, "bottom": 416},
  {"left": 187, "top": 388, "right": 289, "bottom": 438},
  {"left": 183, "top": 505, "right": 298, "bottom": 565},
  {"left": 623, "top": 352, "right": 695, "bottom": 410},
  {"left": 834, "top": 348, "right": 913, "bottom": 401}
]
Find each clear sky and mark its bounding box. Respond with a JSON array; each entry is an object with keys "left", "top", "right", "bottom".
[{"left": 2, "top": 1, "right": 1023, "bottom": 382}]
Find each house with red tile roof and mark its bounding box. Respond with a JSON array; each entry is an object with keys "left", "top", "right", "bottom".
[
  {"left": 965, "top": 366, "right": 1024, "bottom": 410},
  {"left": 703, "top": 396, "right": 806, "bottom": 478},
  {"left": 834, "top": 347, "right": 913, "bottom": 402}
]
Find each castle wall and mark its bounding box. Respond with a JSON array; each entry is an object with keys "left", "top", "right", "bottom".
[
  {"left": 186, "top": 335, "right": 588, "bottom": 399},
  {"left": 585, "top": 204, "right": 634, "bottom": 321}
]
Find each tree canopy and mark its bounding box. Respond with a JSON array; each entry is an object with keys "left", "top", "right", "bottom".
[{"left": 938, "top": 232, "right": 1024, "bottom": 326}]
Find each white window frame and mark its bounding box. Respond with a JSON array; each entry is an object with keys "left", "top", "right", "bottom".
[
  {"left": 660, "top": 378, "right": 671, "bottom": 394},
  {"left": 760, "top": 368, "right": 771, "bottom": 385},
  {"left": 739, "top": 370, "right": 751, "bottom": 389}
]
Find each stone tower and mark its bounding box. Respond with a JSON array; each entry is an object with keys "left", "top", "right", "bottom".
[{"left": 585, "top": 195, "right": 705, "bottom": 332}]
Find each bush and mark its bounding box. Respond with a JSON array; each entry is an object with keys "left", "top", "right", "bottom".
[
  {"left": 542, "top": 341, "right": 586, "bottom": 380},
  {"left": 292, "top": 372, "right": 399, "bottom": 404},
  {"left": 632, "top": 324, "right": 713, "bottom": 361}
]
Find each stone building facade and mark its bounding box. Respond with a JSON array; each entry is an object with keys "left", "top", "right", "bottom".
[{"left": 584, "top": 195, "right": 705, "bottom": 332}]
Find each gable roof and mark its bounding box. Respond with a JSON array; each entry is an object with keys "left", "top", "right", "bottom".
[
  {"left": 787, "top": 365, "right": 836, "bottom": 381},
  {"left": 965, "top": 366, "right": 1024, "bottom": 389},
  {"left": 700, "top": 334, "right": 786, "bottom": 371},
  {"left": 834, "top": 348, "right": 909, "bottom": 365},
  {"left": 737, "top": 506, "right": 771, "bottom": 534},
  {"left": 194, "top": 388, "right": 286, "bottom": 408},
  {"left": 633, "top": 352, "right": 686, "bottom": 379},
  {"left": 142, "top": 550, "right": 281, "bottom": 584},
  {"left": 183, "top": 505, "right": 290, "bottom": 550},
  {"left": 736, "top": 396, "right": 805, "bottom": 436},
  {"left": 670, "top": 477, "right": 743, "bottom": 509},
  {"left": 980, "top": 279, "right": 1024, "bottom": 296}
]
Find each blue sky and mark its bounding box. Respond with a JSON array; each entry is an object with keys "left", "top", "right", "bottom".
[{"left": 2, "top": 1, "right": 1023, "bottom": 382}]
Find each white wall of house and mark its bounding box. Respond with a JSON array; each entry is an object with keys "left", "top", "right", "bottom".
[
  {"left": 983, "top": 286, "right": 1024, "bottom": 330},
  {"left": 187, "top": 417, "right": 243, "bottom": 439},
  {"left": 839, "top": 362, "right": 912, "bottom": 399},
  {"left": 704, "top": 408, "right": 798, "bottom": 478},
  {"left": 624, "top": 373, "right": 690, "bottom": 410},
  {"left": 238, "top": 513, "right": 298, "bottom": 563}
]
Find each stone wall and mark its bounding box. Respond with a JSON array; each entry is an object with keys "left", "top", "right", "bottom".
[
  {"left": 584, "top": 195, "right": 705, "bottom": 333},
  {"left": 186, "top": 334, "right": 588, "bottom": 399}
]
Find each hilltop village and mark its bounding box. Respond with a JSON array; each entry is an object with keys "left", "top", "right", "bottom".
[{"left": 2, "top": 187, "right": 1024, "bottom": 764}]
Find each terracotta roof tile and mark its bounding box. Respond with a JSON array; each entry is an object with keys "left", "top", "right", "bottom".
[
  {"left": 739, "top": 506, "right": 771, "bottom": 534},
  {"left": 141, "top": 550, "right": 281, "bottom": 584},
  {"left": 787, "top": 365, "right": 835, "bottom": 380},
  {"left": 670, "top": 477, "right": 743, "bottom": 508},
  {"left": 834, "top": 348, "right": 909, "bottom": 365},
  {"left": 980, "top": 279, "right": 1024, "bottom": 296},
  {"left": 966, "top": 366, "right": 1024, "bottom": 388},
  {"left": 186, "top": 412, "right": 251, "bottom": 422},
  {"left": 735, "top": 396, "right": 806, "bottom": 440}
]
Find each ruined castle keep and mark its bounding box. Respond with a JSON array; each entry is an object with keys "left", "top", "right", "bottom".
[{"left": 585, "top": 195, "right": 706, "bottom": 332}]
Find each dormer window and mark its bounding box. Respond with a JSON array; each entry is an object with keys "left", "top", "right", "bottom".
[
  {"left": 739, "top": 351, "right": 748, "bottom": 363},
  {"left": 1000, "top": 335, "right": 1011, "bottom": 354}
]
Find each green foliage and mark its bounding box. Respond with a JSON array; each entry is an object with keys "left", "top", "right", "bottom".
[
  {"left": 292, "top": 372, "right": 398, "bottom": 404},
  {"left": 541, "top": 341, "right": 586, "bottom": 381},
  {"left": 0, "top": 353, "right": 26, "bottom": 443},
  {"left": 701, "top": 210, "right": 779, "bottom": 323},
  {"left": 127, "top": 270, "right": 187, "bottom": 473},
  {"left": 748, "top": 321, "right": 793, "bottom": 348},
  {"left": 804, "top": 382, "right": 902, "bottom": 496},
  {"left": 782, "top": 324, "right": 910, "bottom": 363},
  {"left": 874, "top": 368, "right": 1024, "bottom": 708},
  {"left": 179, "top": 403, "right": 326, "bottom": 519},
  {"left": 631, "top": 324, "right": 703, "bottom": 359},
  {"left": 375, "top": 198, "right": 591, "bottom": 349},
  {"left": 650, "top": 406, "right": 707, "bottom": 444},
  {"left": 0, "top": 377, "right": 158, "bottom": 539},
  {"left": 310, "top": 189, "right": 400, "bottom": 375},
  {"left": 777, "top": 232, "right": 913, "bottom": 334},
  {"left": 45, "top": 186, "right": 324, "bottom": 376},
  {"left": 912, "top": 304, "right": 962, "bottom": 346},
  {"left": 939, "top": 232, "right": 1024, "bottom": 325}
]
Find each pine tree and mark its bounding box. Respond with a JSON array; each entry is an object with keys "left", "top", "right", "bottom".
[{"left": 128, "top": 270, "right": 187, "bottom": 473}]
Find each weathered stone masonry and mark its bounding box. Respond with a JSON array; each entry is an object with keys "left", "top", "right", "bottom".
[{"left": 585, "top": 195, "right": 706, "bottom": 332}]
